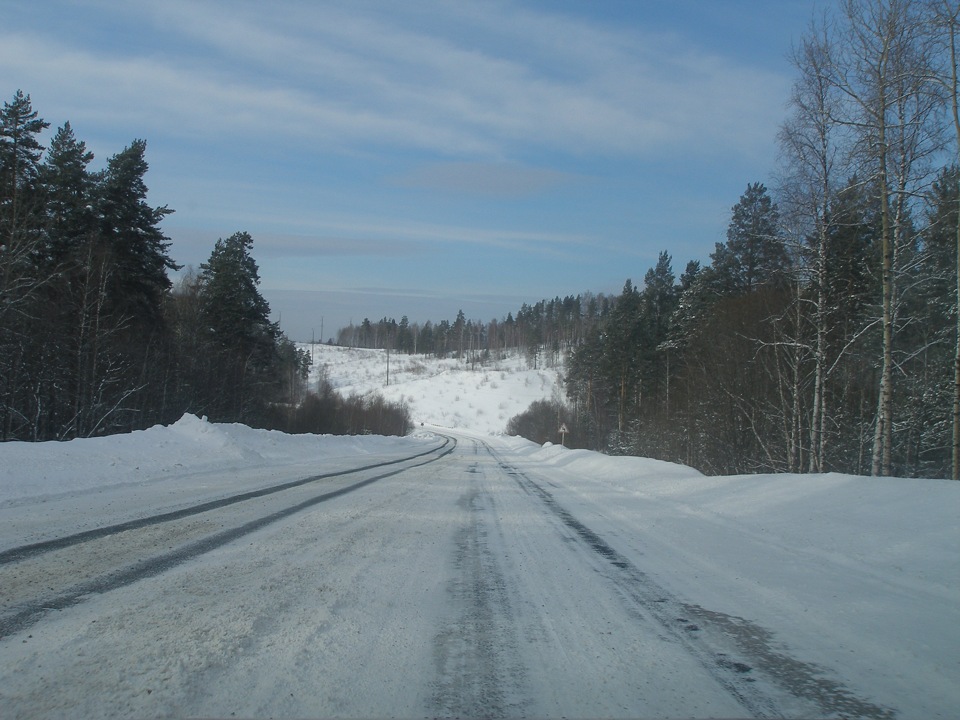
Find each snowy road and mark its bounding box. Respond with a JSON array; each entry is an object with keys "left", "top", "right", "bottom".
[
  {"left": 0, "top": 429, "right": 945, "bottom": 718},
  {"left": 0, "top": 436, "right": 454, "bottom": 641}
]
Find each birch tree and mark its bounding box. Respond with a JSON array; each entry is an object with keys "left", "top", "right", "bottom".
[
  {"left": 780, "top": 19, "right": 847, "bottom": 472},
  {"left": 828, "top": 0, "right": 942, "bottom": 475}
]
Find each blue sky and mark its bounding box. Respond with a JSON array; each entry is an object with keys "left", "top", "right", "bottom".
[{"left": 3, "top": 0, "right": 830, "bottom": 340}]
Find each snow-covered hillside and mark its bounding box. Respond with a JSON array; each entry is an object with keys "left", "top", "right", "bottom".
[{"left": 302, "top": 344, "right": 562, "bottom": 435}]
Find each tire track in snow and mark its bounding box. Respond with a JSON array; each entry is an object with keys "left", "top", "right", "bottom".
[
  {"left": 0, "top": 436, "right": 452, "bottom": 565},
  {"left": 0, "top": 437, "right": 456, "bottom": 641},
  {"left": 430, "top": 440, "right": 530, "bottom": 717},
  {"left": 481, "top": 440, "right": 895, "bottom": 720}
]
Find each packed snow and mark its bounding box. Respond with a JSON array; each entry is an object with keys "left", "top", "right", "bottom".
[
  {"left": 0, "top": 346, "right": 957, "bottom": 718},
  {"left": 511, "top": 438, "right": 959, "bottom": 718}
]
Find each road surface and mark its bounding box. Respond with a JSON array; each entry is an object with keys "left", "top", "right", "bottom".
[{"left": 0, "top": 431, "right": 899, "bottom": 718}]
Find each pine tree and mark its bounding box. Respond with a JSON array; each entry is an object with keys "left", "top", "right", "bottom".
[
  {"left": 911, "top": 167, "right": 959, "bottom": 476},
  {"left": 641, "top": 251, "right": 677, "bottom": 342},
  {"left": 40, "top": 122, "right": 95, "bottom": 267},
  {"left": 604, "top": 280, "right": 642, "bottom": 445},
  {"left": 34, "top": 123, "right": 98, "bottom": 438},
  {"left": 397, "top": 315, "right": 412, "bottom": 353},
  {"left": 453, "top": 309, "right": 466, "bottom": 359},
  {"left": 0, "top": 90, "right": 49, "bottom": 315},
  {"left": 637, "top": 251, "right": 678, "bottom": 456},
  {"left": 98, "top": 139, "right": 177, "bottom": 324},
  {"left": 198, "top": 231, "right": 279, "bottom": 421},
  {"left": 711, "top": 182, "right": 788, "bottom": 295},
  {"left": 0, "top": 90, "right": 48, "bottom": 237},
  {"left": 0, "top": 90, "right": 49, "bottom": 440}
]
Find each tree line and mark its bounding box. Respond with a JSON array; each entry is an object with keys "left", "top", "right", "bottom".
[
  {"left": 0, "top": 91, "right": 408, "bottom": 440},
  {"left": 565, "top": 0, "right": 960, "bottom": 479},
  {"left": 352, "top": 0, "right": 960, "bottom": 479},
  {"left": 336, "top": 295, "right": 605, "bottom": 369}
]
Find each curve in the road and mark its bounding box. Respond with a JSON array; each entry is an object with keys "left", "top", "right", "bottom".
[
  {"left": 0, "top": 435, "right": 453, "bottom": 565},
  {"left": 0, "top": 435, "right": 457, "bottom": 640}
]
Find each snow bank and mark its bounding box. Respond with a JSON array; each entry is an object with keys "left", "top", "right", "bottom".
[
  {"left": 510, "top": 441, "right": 957, "bottom": 602},
  {"left": 519, "top": 440, "right": 704, "bottom": 481},
  {"left": 0, "top": 413, "right": 418, "bottom": 508}
]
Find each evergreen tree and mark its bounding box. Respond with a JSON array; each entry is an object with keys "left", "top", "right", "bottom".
[
  {"left": 0, "top": 90, "right": 49, "bottom": 314},
  {"left": 39, "top": 122, "right": 96, "bottom": 267},
  {"left": 711, "top": 182, "right": 788, "bottom": 295},
  {"left": 198, "top": 231, "right": 279, "bottom": 422},
  {"left": 636, "top": 251, "right": 679, "bottom": 456},
  {"left": 453, "top": 309, "right": 466, "bottom": 359},
  {"left": 36, "top": 122, "right": 98, "bottom": 438},
  {"left": 668, "top": 261, "right": 707, "bottom": 351},
  {"left": 905, "top": 166, "right": 960, "bottom": 476},
  {"left": 0, "top": 90, "right": 48, "bottom": 235},
  {"left": 603, "top": 279, "right": 642, "bottom": 446},
  {"left": 87, "top": 138, "right": 177, "bottom": 435},
  {"left": 565, "top": 324, "right": 609, "bottom": 449},
  {"left": 98, "top": 139, "right": 177, "bottom": 324},
  {"left": 0, "top": 91, "right": 49, "bottom": 440},
  {"left": 641, "top": 252, "right": 676, "bottom": 340},
  {"left": 419, "top": 321, "right": 435, "bottom": 355},
  {"left": 397, "top": 315, "right": 412, "bottom": 353},
  {"left": 200, "top": 231, "right": 276, "bottom": 355}
]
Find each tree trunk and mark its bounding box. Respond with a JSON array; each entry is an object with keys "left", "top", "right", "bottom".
[
  {"left": 949, "top": 3, "right": 960, "bottom": 480},
  {"left": 872, "top": 168, "right": 894, "bottom": 477},
  {"left": 871, "top": 23, "right": 894, "bottom": 478}
]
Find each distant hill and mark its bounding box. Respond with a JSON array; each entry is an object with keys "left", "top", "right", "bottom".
[{"left": 301, "top": 345, "right": 563, "bottom": 436}]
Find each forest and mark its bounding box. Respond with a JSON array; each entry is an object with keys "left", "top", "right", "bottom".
[
  {"left": 340, "top": 0, "right": 960, "bottom": 480},
  {"left": 2, "top": 0, "right": 959, "bottom": 479},
  {"left": 553, "top": 0, "right": 960, "bottom": 480},
  {"left": 0, "top": 93, "right": 411, "bottom": 440}
]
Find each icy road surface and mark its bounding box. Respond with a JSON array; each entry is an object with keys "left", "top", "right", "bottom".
[{"left": 0, "top": 429, "right": 955, "bottom": 719}]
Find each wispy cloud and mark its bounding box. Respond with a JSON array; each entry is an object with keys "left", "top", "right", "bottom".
[
  {"left": 253, "top": 217, "right": 591, "bottom": 255},
  {"left": 3, "top": 1, "right": 789, "bottom": 162},
  {"left": 167, "top": 211, "right": 594, "bottom": 273},
  {"left": 3, "top": 0, "right": 803, "bottom": 336}
]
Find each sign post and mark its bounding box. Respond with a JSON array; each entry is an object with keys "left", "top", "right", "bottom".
[{"left": 559, "top": 423, "right": 569, "bottom": 448}]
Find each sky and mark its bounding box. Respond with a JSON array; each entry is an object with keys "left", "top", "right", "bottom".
[{"left": 2, "top": 0, "right": 832, "bottom": 341}]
